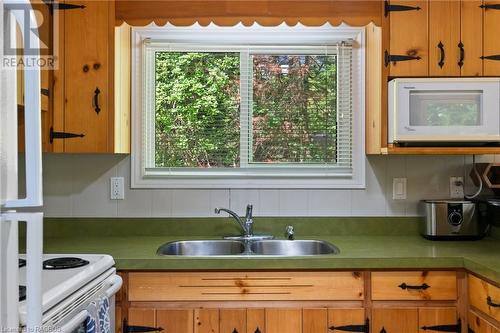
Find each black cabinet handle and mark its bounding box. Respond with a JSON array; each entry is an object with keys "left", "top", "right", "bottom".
[
  {"left": 487, "top": 296, "right": 500, "bottom": 307},
  {"left": 480, "top": 3, "right": 500, "bottom": 10},
  {"left": 254, "top": 328, "right": 261, "bottom": 333},
  {"left": 468, "top": 326, "right": 475, "bottom": 333},
  {"left": 380, "top": 328, "right": 387, "bottom": 333},
  {"left": 421, "top": 319, "right": 461, "bottom": 332},
  {"left": 438, "top": 41, "right": 445, "bottom": 68},
  {"left": 384, "top": 0, "right": 421, "bottom": 16},
  {"left": 49, "top": 127, "right": 84, "bottom": 143},
  {"left": 384, "top": 50, "right": 421, "bottom": 67},
  {"left": 232, "top": 329, "right": 239, "bottom": 333},
  {"left": 458, "top": 42, "right": 464, "bottom": 67},
  {"left": 398, "top": 282, "right": 430, "bottom": 290},
  {"left": 329, "top": 319, "right": 369, "bottom": 332},
  {"left": 123, "top": 319, "right": 163, "bottom": 333},
  {"left": 93, "top": 87, "right": 101, "bottom": 114}
]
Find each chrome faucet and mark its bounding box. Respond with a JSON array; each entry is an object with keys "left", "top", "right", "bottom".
[{"left": 215, "top": 204, "right": 254, "bottom": 238}]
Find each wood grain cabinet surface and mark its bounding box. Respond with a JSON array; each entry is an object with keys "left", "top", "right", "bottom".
[
  {"left": 371, "top": 271, "right": 458, "bottom": 301},
  {"left": 469, "top": 275, "right": 500, "bottom": 322}
]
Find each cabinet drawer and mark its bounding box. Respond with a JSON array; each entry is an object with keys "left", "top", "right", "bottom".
[
  {"left": 371, "top": 271, "right": 457, "bottom": 300},
  {"left": 128, "top": 271, "right": 364, "bottom": 302},
  {"left": 469, "top": 275, "right": 500, "bottom": 322}
]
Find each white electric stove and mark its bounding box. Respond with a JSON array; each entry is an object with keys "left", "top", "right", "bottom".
[{"left": 18, "top": 254, "right": 122, "bottom": 333}]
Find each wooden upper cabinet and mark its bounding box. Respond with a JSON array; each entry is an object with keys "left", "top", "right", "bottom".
[
  {"left": 55, "top": 0, "right": 113, "bottom": 152},
  {"left": 428, "top": 0, "right": 461, "bottom": 76},
  {"left": 483, "top": 1, "right": 500, "bottom": 75},
  {"left": 387, "top": 0, "right": 429, "bottom": 76},
  {"left": 461, "top": 0, "right": 484, "bottom": 76}
]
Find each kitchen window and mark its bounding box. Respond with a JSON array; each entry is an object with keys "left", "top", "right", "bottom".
[{"left": 131, "top": 24, "right": 365, "bottom": 188}]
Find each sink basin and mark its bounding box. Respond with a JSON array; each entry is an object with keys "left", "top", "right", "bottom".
[
  {"left": 250, "top": 240, "right": 339, "bottom": 256},
  {"left": 157, "top": 240, "right": 245, "bottom": 256}
]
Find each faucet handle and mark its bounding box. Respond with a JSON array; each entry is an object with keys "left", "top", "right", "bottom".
[
  {"left": 285, "top": 225, "right": 295, "bottom": 240},
  {"left": 245, "top": 204, "right": 253, "bottom": 219}
]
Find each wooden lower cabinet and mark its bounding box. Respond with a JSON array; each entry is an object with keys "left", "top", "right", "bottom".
[
  {"left": 125, "top": 307, "right": 366, "bottom": 333},
  {"left": 468, "top": 311, "right": 500, "bottom": 333},
  {"left": 372, "top": 307, "right": 459, "bottom": 333}
]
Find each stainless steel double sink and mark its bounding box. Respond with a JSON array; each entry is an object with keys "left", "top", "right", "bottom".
[{"left": 157, "top": 239, "right": 339, "bottom": 256}]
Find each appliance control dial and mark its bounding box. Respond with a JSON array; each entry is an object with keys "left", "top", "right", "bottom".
[{"left": 448, "top": 211, "right": 463, "bottom": 226}]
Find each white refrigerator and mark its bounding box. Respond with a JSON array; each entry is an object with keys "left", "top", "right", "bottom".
[{"left": 1, "top": 0, "right": 44, "bottom": 331}]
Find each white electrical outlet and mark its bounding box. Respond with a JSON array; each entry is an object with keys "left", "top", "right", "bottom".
[
  {"left": 110, "top": 177, "right": 125, "bottom": 200},
  {"left": 449, "top": 176, "right": 464, "bottom": 199},
  {"left": 393, "top": 178, "right": 407, "bottom": 200}
]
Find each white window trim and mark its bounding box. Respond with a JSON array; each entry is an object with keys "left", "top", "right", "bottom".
[{"left": 131, "top": 23, "right": 366, "bottom": 189}]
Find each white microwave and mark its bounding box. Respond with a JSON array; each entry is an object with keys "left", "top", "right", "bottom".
[{"left": 388, "top": 78, "right": 500, "bottom": 144}]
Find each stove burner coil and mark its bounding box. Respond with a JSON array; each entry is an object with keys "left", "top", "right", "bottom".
[{"left": 43, "top": 257, "right": 90, "bottom": 270}]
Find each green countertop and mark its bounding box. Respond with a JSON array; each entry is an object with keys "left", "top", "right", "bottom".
[{"left": 33, "top": 218, "right": 500, "bottom": 284}]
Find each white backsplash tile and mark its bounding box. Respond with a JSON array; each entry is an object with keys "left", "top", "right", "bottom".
[
  {"left": 351, "top": 156, "right": 387, "bottom": 216},
  {"left": 117, "top": 157, "right": 153, "bottom": 217},
  {"left": 39, "top": 154, "right": 496, "bottom": 217}
]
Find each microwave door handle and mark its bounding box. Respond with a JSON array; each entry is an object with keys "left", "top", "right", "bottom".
[{"left": 4, "top": 1, "right": 43, "bottom": 208}]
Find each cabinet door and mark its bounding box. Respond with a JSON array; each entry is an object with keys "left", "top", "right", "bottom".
[
  {"left": 195, "top": 309, "right": 219, "bottom": 333},
  {"left": 483, "top": 1, "right": 500, "bottom": 75},
  {"left": 429, "top": 0, "right": 461, "bottom": 76},
  {"left": 62, "top": 0, "right": 112, "bottom": 152},
  {"left": 328, "top": 308, "right": 366, "bottom": 332},
  {"left": 388, "top": 0, "right": 429, "bottom": 76},
  {"left": 469, "top": 311, "right": 493, "bottom": 333},
  {"left": 155, "top": 309, "right": 194, "bottom": 333},
  {"left": 247, "top": 309, "right": 265, "bottom": 333},
  {"left": 303, "top": 308, "right": 327, "bottom": 333},
  {"left": 461, "top": 0, "right": 484, "bottom": 76},
  {"left": 418, "top": 308, "right": 458, "bottom": 332},
  {"left": 372, "top": 308, "right": 419, "bottom": 333},
  {"left": 265, "top": 309, "right": 301, "bottom": 333},
  {"left": 127, "top": 308, "right": 158, "bottom": 331},
  {"left": 220, "top": 309, "right": 246, "bottom": 333}
]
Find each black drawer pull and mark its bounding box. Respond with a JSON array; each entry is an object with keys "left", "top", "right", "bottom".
[
  {"left": 481, "top": 55, "right": 500, "bottom": 61},
  {"left": 384, "top": 0, "right": 421, "bottom": 16},
  {"left": 438, "top": 41, "right": 445, "bottom": 68},
  {"left": 458, "top": 42, "right": 464, "bottom": 67},
  {"left": 421, "top": 319, "right": 461, "bottom": 332},
  {"left": 398, "top": 282, "right": 430, "bottom": 290},
  {"left": 49, "top": 127, "right": 84, "bottom": 143},
  {"left": 380, "top": 328, "right": 387, "bottom": 333},
  {"left": 384, "top": 50, "right": 421, "bottom": 67},
  {"left": 93, "top": 87, "right": 101, "bottom": 114},
  {"left": 232, "top": 329, "right": 239, "bottom": 333},
  {"left": 480, "top": 3, "right": 500, "bottom": 10},
  {"left": 487, "top": 296, "right": 500, "bottom": 307},
  {"left": 254, "top": 328, "right": 261, "bottom": 333},
  {"left": 123, "top": 319, "right": 163, "bottom": 333},
  {"left": 329, "top": 319, "right": 369, "bottom": 332}
]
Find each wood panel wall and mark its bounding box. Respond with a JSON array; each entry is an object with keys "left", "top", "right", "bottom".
[{"left": 115, "top": 0, "right": 382, "bottom": 27}]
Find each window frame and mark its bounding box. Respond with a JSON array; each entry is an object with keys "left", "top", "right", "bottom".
[{"left": 131, "top": 23, "right": 366, "bottom": 189}]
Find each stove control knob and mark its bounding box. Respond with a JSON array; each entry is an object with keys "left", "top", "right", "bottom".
[{"left": 448, "top": 211, "right": 463, "bottom": 226}]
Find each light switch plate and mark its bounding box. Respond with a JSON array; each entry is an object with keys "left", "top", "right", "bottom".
[
  {"left": 450, "top": 176, "right": 464, "bottom": 199},
  {"left": 393, "top": 178, "right": 407, "bottom": 200},
  {"left": 110, "top": 177, "right": 125, "bottom": 200}
]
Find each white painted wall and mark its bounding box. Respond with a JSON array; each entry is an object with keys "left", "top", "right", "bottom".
[{"left": 38, "top": 154, "right": 495, "bottom": 217}]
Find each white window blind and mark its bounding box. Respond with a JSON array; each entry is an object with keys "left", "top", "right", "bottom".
[{"left": 132, "top": 24, "right": 365, "bottom": 188}]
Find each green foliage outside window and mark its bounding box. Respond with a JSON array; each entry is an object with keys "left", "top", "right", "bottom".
[{"left": 154, "top": 51, "right": 338, "bottom": 168}]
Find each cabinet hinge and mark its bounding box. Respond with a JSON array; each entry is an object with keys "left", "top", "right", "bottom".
[
  {"left": 421, "top": 319, "right": 461, "bottom": 332},
  {"left": 42, "top": 0, "right": 85, "bottom": 14},
  {"left": 123, "top": 319, "right": 163, "bottom": 333},
  {"left": 329, "top": 318, "right": 369, "bottom": 332},
  {"left": 481, "top": 54, "right": 500, "bottom": 61},
  {"left": 49, "top": 127, "right": 85, "bottom": 143},
  {"left": 384, "top": 50, "right": 421, "bottom": 67},
  {"left": 480, "top": 3, "right": 500, "bottom": 10},
  {"left": 384, "top": 0, "right": 421, "bottom": 17}
]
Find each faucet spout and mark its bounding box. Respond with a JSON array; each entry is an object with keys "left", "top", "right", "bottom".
[{"left": 214, "top": 207, "right": 248, "bottom": 235}]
